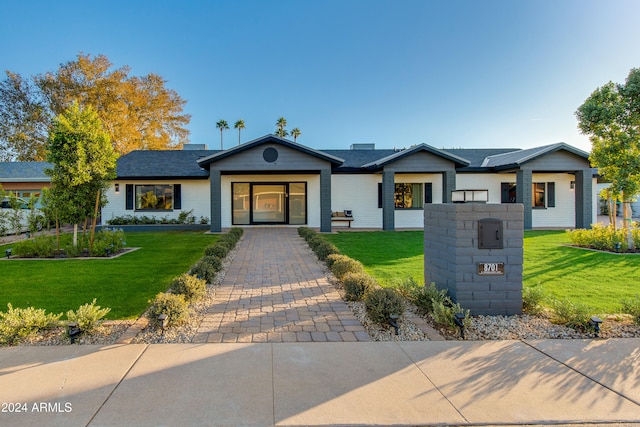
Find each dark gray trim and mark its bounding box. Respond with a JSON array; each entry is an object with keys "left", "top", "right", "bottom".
[
  {"left": 320, "top": 169, "right": 332, "bottom": 232},
  {"left": 210, "top": 169, "right": 222, "bottom": 232},
  {"left": 516, "top": 170, "right": 533, "bottom": 229},
  {"left": 382, "top": 171, "right": 395, "bottom": 230},
  {"left": 362, "top": 143, "right": 470, "bottom": 169},
  {"left": 575, "top": 169, "right": 593, "bottom": 229},
  {"left": 442, "top": 170, "right": 456, "bottom": 203},
  {"left": 197, "top": 135, "right": 344, "bottom": 167}
]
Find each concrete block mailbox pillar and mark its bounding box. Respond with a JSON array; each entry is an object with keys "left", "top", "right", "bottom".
[{"left": 424, "top": 204, "right": 524, "bottom": 315}]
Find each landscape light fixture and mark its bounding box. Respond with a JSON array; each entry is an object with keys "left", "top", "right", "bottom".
[
  {"left": 590, "top": 316, "right": 603, "bottom": 337},
  {"left": 158, "top": 313, "right": 169, "bottom": 333},
  {"left": 388, "top": 315, "right": 400, "bottom": 335},
  {"left": 5, "top": 249, "right": 11, "bottom": 258},
  {"left": 67, "top": 322, "right": 81, "bottom": 344},
  {"left": 454, "top": 312, "right": 466, "bottom": 339}
]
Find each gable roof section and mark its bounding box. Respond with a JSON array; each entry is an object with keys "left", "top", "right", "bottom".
[
  {"left": 117, "top": 150, "right": 214, "bottom": 179},
  {"left": 197, "top": 134, "right": 344, "bottom": 167},
  {"left": 0, "top": 162, "right": 51, "bottom": 182},
  {"left": 361, "top": 143, "right": 470, "bottom": 169},
  {"left": 480, "top": 143, "right": 590, "bottom": 170}
]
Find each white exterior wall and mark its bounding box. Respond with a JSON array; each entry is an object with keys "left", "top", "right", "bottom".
[
  {"left": 331, "top": 174, "right": 381, "bottom": 228},
  {"left": 531, "top": 173, "right": 575, "bottom": 228},
  {"left": 331, "top": 173, "right": 443, "bottom": 229},
  {"left": 456, "top": 173, "right": 516, "bottom": 204},
  {"left": 102, "top": 180, "right": 211, "bottom": 224},
  {"left": 457, "top": 172, "right": 581, "bottom": 228},
  {"left": 220, "top": 174, "right": 320, "bottom": 228}
]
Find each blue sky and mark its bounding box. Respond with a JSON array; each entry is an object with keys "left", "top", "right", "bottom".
[{"left": 2, "top": 0, "right": 640, "bottom": 152}]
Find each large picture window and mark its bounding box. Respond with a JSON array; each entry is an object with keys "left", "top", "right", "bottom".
[
  {"left": 533, "top": 182, "right": 556, "bottom": 208},
  {"left": 395, "top": 183, "right": 423, "bottom": 209},
  {"left": 135, "top": 184, "right": 174, "bottom": 210}
]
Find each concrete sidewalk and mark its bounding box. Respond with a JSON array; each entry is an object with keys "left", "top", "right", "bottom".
[{"left": 0, "top": 339, "right": 639, "bottom": 426}]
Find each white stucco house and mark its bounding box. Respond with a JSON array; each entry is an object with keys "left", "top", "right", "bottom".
[{"left": 100, "top": 134, "right": 597, "bottom": 233}]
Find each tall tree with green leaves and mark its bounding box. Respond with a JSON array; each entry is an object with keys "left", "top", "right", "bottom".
[
  {"left": 275, "top": 117, "right": 288, "bottom": 137},
  {"left": 234, "top": 119, "right": 245, "bottom": 145},
  {"left": 290, "top": 127, "right": 301, "bottom": 142},
  {"left": 576, "top": 67, "right": 640, "bottom": 247},
  {"left": 45, "top": 102, "right": 118, "bottom": 247},
  {"left": 216, "top": 119, "right": 229, "bottom": 149},
  {"left": 0, "top": 53, "right": 190, "bottom": 160}
]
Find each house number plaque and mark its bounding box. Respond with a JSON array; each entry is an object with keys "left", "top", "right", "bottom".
[{"left": 477, "top": 262, "right": 504, "bottom": 276}]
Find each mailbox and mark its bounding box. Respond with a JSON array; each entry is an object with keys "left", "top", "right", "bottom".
[{"left": 478, "top": 218, "right": 503, "bottom": 249}]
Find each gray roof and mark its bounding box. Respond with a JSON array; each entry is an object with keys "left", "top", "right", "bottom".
[
  {"left": 111, "top": 137, "right": 593, "bottom": 179},
  {"left": 0, "top": 162, "right": 51, "bottom": 182},
  {"left": 480, "top": 143, "right": 590, "bottom": 169},
  {"left": 117, "top": 150, "right": 215, "bottom": 179}
]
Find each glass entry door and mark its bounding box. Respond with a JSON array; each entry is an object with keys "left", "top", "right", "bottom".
[
  {"left": 231, "top": 182, "right": 307, "bottom": 225},
  {"left": 252, "top": 184, "right": 286, "bottom": 223}
]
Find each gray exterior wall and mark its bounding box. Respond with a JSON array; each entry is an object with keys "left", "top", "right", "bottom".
[
  {"left": 383, "top": 151, "right": 457, "bottom": 172},
  {"left": 210, "top": 144, "right": 332, "bottom": 172},
  {"left": 424, "top": 203, "right": 524, "bottom": 316}
]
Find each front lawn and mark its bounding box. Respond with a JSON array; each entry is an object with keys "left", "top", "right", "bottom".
[
  {"left": 324, "top": 230, "right": 640, "bottom": 314},
  {"left": 0, "top": 231, "right": 218, "bottom": 319}
]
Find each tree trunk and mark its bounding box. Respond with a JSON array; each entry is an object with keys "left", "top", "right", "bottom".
[
  {"left": 89, "top": 190, "right": 100, "bottom": 251},
  {"left": 623, "top": 200, "right": 635, "bottom": 250},
  {"left": 73, "top": 223, "right": 78, "bottom": 247}
]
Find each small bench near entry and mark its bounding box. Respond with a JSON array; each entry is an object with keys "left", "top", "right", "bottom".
[{"left": 331, "top": 210, "right": 354, "bottom": 228}]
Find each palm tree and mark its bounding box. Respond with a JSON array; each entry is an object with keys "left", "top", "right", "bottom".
[
  {"left": 290, "top": 127, "right": 301, "bottom": 142},
  {"left": 216, "top": 119, "right": 229, "bottom": 149},
  {"left": 234, "top": 119, "right": 245, "bottom": 145},
  {"left": 275, "top": 117, "right": 288, "bottom": 137}
]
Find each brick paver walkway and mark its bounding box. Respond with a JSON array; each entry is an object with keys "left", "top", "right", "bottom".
[{"left": 192, "top": 228, "right": 371, "bottom": 343}]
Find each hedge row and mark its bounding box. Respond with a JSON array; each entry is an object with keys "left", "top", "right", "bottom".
[{"left": 148, "top": 227, "right": 244, "bottom": 328}]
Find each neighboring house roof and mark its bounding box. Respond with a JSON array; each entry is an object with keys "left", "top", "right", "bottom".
[
  {"left": 117, "top": 150, "right": 215, "bottom": 179},
  {"left": 197, "top": 134, "right": 344, "bottom": 167},
  {"left": 360, "top": 143, "right": 470, "bottom": 169},
  {"left": 0, "top": 162, "right": 51, "bottom": 182},
  {"left": 480, "top": 143, "right": 590, "bottom": 169}
]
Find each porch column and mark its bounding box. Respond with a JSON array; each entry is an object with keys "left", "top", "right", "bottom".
[
  {"left": 442, "top": 170, "right": 456, "bottom": 203},
  {"left": 575, "top": 169, "right": 593, "bottom": 229},
  {"left": 516, "top": 169, "right": 532, "bottom": 230},
  {"left": 209, "top": 169, "right": 222, "bottom": 232},
  {"left": 320, "top": 168, "right": 332, "bottom": 232},
  {"left": 382, "top": 170, "right": 395, "bottom": 231}
]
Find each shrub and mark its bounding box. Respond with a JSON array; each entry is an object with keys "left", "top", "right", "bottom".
[
  {"left": 13, "top": 235, "right": 56, "bottom": 258},
  {"left": 229, "top": 227, "right": 244, "bottom": 239},
  {"left": 66, "top": 299, "right": 111, "bottom": 333},
  {"left": 620, "top": 295, "right": 640, "bottom": 325},
  {"left": 398, "top": 280, "right": 448, "bottom": 315},
  {"left": 326, "top": 253, "right": 348, "bottom": 268},
  {"left": 549, "top": 298, "right": 592, "bottom": 329},
  {"left": 364, "top": 287, "right": 405, "bottom": 325},
  {"left": 148, "top": 293, "right": 190, "bottom": 327},
  {"left": 205, "top": 243, "right": 229, "bottom": 258},
  {"left": 190, "top": 259, "right": 217, "bottom": 283},
  {"left": 330, "top": 256, "right": 365, "bottom": 280},
  {"left": 523, "top": 286, "right": 546, "bottom": 315},
  {"left": 170, "top": 274, "right": 207, "bottom": 302},
  {"left": 0, "top": 304, "right": 62, "bottom": 345},
  {"left": 431, "top": 298, "right": 471, "bottom": 330},
  {"left": 177, "top": 209, "right": 195, "bottom": 224},
  {"left": 342, "top": 272, "right": 377, "bottom": 301},
  {"left": 308, "top": 236, "right": 339, "bottom": 261},
  {"left": 567, "top": 224, "right": 628, "bottom": 252},
  {"left": 297, "top": 226, "right": 316, "bottom": 241},
  {"left": 91, "top": 228, "right": 126, "bottom": 256}
]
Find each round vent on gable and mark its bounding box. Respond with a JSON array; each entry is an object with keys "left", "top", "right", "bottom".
[{"left": 263, "top": 147, "right": 278, "bottom": 163}]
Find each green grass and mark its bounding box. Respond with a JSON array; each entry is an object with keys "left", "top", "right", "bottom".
[
  {"left": 325, "top": 230, "right": 640, "bottom": 314},
  {"left": 323, "top": 231, "right": 424, "bottom": 287},
  {"left": 0, "top": 231, "right": 218, "bottom": 319}
]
